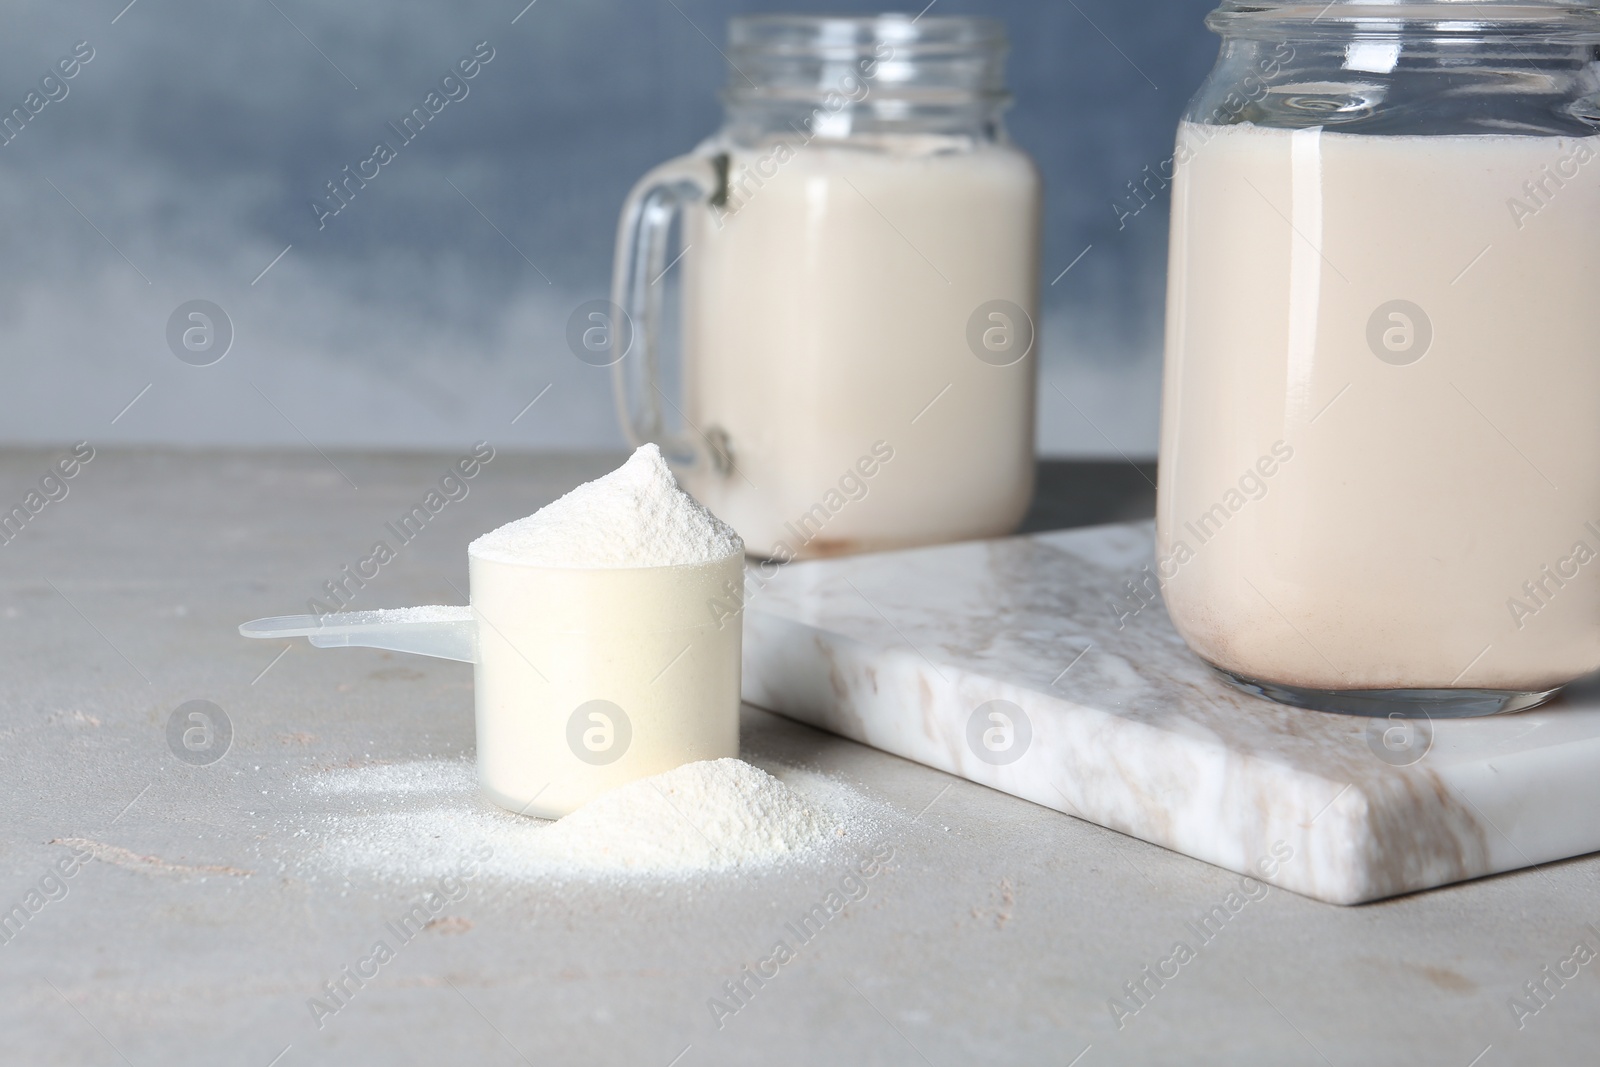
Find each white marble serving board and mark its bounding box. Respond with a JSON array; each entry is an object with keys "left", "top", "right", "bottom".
[{"left": 741, "top": 521, "right": 1600, "bottom": 905}]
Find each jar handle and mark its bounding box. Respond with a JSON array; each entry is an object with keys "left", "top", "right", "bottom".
[{"left": 609, "top": 151, "right": 733, "bottom": 474}]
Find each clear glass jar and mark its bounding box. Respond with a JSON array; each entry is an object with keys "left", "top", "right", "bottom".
[
  {"left": 1158, "top": 0, "right": 1600, "bottom": 716},
  {"left": 611, "top": 15, "right": 1041, "bottom": 560}
]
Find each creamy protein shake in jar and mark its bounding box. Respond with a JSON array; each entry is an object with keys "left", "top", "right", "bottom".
[
  {"left": 680, "top": 136, "right": 1039, "bottom": 558},
  {"left": 1157, "top": 1, "right": 1600, "bottom": 716},
  {"left": 609, "top": 15, "right": 1041, "bottom": 560}
]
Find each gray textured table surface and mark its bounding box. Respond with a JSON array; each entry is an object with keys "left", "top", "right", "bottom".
[{"left": 1, "top": 447, "right": 1594, "bottom": 1066}]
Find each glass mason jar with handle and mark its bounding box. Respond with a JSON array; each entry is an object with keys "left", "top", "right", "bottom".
[
  {"left": 610, "top": 14, "right": 1041, "bottom": 560},
  {"left": 1158, "top": 0, "right": 1600, "bottom": 716}
]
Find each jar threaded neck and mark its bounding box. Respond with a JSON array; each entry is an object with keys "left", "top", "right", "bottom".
[{"left": 722, "top": 15, "right": 1010, "bottom": 105}]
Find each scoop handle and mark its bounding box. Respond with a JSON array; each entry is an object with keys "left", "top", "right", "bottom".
[{"left": 239, "top": 609, "right": 478, "bottom": 663}]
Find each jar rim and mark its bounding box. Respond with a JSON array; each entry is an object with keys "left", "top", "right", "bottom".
[
  {"left": 1210, "top": 0, "right": 1600, "bottom": 34},
  {"left": 720, "top": 13, "right": 1012, "bottom": 107},
  {"left": 727, "top": 14, "right": 1008, "bottom": 55}
]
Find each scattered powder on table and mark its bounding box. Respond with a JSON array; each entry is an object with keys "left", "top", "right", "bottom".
[
  {"left": 295, "top": 756, "right": 875, "bottom": 883},
  {"left": 543, "top": 758, "right": 825, "bottom": 872},
  {"left": 468, "top": 443, "right": 742, "bottom": 568}
]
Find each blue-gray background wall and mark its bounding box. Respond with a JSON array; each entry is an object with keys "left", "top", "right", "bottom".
[{"left": 0, "top": 0, "right": 1217, "bottom": 456}]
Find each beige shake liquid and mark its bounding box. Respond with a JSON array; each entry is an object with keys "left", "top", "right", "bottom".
[
  {"left": 681, "top": 138, "right": 1041, "bottom": 559},
  {"left": 1159, "top": 121, "right": 1600, "bottom": 692}
]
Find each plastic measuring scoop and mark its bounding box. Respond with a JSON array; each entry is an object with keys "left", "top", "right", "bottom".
[
  {"left": 239, "top": 607, "right": 477, "bottom": 663},
  {"left": 236, "top": 550, "right": 743, "bottom": 820}
]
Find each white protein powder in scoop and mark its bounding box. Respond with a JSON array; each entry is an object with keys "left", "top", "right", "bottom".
[
  {"left": 463, "top": 444, "right": 746, "bottom": 817},
  {"left": 469, "top": 443, "right": 742, "bottom": 568}
]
